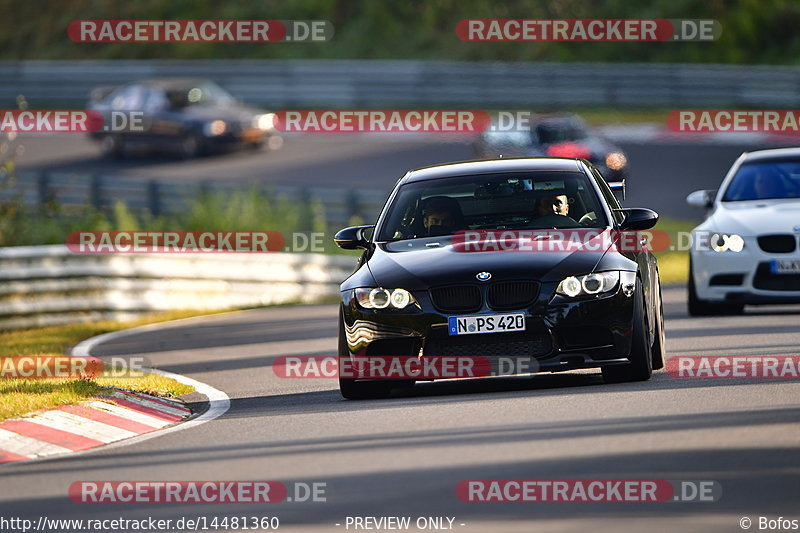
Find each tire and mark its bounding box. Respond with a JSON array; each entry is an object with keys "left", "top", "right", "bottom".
[
  {"left": 100, "top": 134, "right": 124, "bottom": 159},
  {"left": 602, "top": 280, "right": 652, "bottom": 383},
  {"left": 178, "top": 135, "right": 203, "bottom": 159},
  {"left": 337, "top": 311, "right": 393, "bottom": 400},
  {"left": 651, "top": 279, "right": 666, "bottom": 370},
  {"left": 688, "top": 257, "right": 744, "bottom": 316}
]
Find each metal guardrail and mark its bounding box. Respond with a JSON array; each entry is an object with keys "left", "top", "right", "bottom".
[
  {"left": 2, "top": 170, "right": 389, "bottom": 230},
  {"left": 2, "top": 59, "right": 800, "bottom": 108},
  {"left": 0, "top": 245, "right": 358, "bottom": 330}
]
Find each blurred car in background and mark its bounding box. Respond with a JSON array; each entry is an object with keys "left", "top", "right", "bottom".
[
  {"left": 87, "top": 78, "right": 280, "bottom": 158},
  {"left": 474, "top": 113, "right": 629, "bottom": 183},
  {"left": 687, "top": 148, "right": 800, "bottom": 315}
]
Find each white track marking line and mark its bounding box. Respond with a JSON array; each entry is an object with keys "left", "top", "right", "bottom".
[
  {"left": 81, "top": 400, "right": 170, "bottom": 428},
  {"left": 0, "top": 428, "right": 72, "bottom": 458},
  {"left": 22, "top": 411, "right": 138, "bottom": 443}
]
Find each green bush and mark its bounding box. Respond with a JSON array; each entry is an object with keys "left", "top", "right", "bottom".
[{"left": 0, "top": 185, "right": 337, "bottom": 250}]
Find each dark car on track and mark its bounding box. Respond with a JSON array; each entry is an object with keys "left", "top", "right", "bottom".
[
  {"left": 87, "top": 78, "right": 279, "bottom": 158},
  {"left": 474, "top": 113, "right": 629, "bottom": 183},
  {"left": 334, "top": 157, "right": 664, "bottom": 399}
]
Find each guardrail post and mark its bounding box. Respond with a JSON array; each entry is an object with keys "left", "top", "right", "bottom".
[
  {"left": 298, "top": 187, "right": 313, "bottom": 231},
  {"left": 347, "top": 189, "right": 360, "bottom": 223},
  {"left": 90, "top": 174, "right": 103, "bottom": 209},
  {"left": 37, "top": 171, "right": 53, "bottom": 205},
  {"left": 147, "top": 180, "right": 161, "bottom": 216}
]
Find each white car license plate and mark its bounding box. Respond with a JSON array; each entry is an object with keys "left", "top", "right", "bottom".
[
  {"left": 448, "top": 313, "right": 525, "bottom": 335},
  {"left": 771, "top": 259, "right": 800, "bottom": 274}
]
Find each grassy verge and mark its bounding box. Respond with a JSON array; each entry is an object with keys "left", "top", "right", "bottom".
[
  {"left": 578, "top": 109, "right": 670, "bottom": 126},
  {"left": 652, "top": 217, "right": 695, "bottom": 285},
  {"left": 0, "top": 310, "right": 219, "bottom": 421}
]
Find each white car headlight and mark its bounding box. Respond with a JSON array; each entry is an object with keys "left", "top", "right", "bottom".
[
  {"left": 710, "top": 233, "right": 745, "bottom": 252},
  {"left": 255, "top": 113, "right": 275, "bottom": 131},
  {"left": 203, "top": 120, "right": 227, "bottom": 136},
  {"left": 355, "top": 288, "right": 417, "bottom": 309},
  {"left": 556, "top": 271, "right": 621, "bottom": 298},
  {"left": 605, "top": 152, "right": 627, "bottom": 171}
]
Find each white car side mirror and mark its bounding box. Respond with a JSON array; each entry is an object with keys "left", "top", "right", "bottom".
[{"left": 687, "top": 190, "right": 714, "bottom": 209}]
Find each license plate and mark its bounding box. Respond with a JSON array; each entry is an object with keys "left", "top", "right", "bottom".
[
  {"left": 771, "top": 259, "right": 800, "bottom": 274},
  {"left": 448, "top": 313, "right": 525, "bottom": 335}
]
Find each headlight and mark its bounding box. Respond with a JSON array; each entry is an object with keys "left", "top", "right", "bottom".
[
  {"left": 556, "top": 271, "right": 620, "bottom": 298},
  {"left": 255, "top": 113, "right": 275, "bottom": 131},
  {"left": 605, "top": 152, "right": 627, "bottom": 171},
  {"left": 709, "top": 233, "right": 745, "bottom": 252},
  {"left": 203, "top": 120, "right": 227, "bottom": 136},
  {"left": 355, "top": 288, "right": 417, "bottom": 309}
]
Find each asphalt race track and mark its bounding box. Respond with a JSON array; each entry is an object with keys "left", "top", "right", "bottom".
[
  {"left": 1, "top": 287, "right": 799, "bottom": 532},
  {"left": 4, "top": 134, "right": 800, "bottom": 532}
]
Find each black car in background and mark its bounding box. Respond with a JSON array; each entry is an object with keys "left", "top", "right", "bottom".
[
  {"left": 87, "top": 78, "right": 279, "bottom": 158},
  {"left": 334, "top": 157, "right": 664, "bottom": 399},
  {"left": 474, "top": 113, "right": 629, "bottom": 182}
]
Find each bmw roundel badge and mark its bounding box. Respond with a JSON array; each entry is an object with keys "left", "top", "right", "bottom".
[{"left": 476, "top": 271, "right": 492, "bottom": 281}]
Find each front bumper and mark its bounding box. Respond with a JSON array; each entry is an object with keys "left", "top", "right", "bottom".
[
  {"left": 339, "top": 281, "right": 637, "bottom": 380},
  {"left": 692, "top": 244, "right": 800, "bottom": 304}
]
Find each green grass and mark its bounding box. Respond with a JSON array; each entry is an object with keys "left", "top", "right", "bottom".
[
  {"left": 0, "top": 310, "right": 217, "bottom": 421},
  {"left": 652, "top": 216, "right": 696, "bottom": 285}
]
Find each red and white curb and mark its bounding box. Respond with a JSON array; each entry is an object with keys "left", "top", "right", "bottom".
[
  {"left": 1, "top": 314, "right": 232, "bottom": 466},
  {"left": 0, "top": 391, "right": 190, "bottom": 463}
]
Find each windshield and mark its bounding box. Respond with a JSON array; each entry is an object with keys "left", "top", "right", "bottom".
[
  {"left": 722, "top": 160, "right": 800, "bottom": 201},
  {"left": 377, "top": 171, "right": 608, "bottom": 241},
  {"left": 534, "top": 121, "right": 588, "bottom": 144}
]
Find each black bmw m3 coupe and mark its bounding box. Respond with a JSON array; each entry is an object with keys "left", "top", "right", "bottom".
[{"left": 334, "top": 157, "right": 665, "bottom": 399}]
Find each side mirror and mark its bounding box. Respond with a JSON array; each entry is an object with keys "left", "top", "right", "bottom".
[
  {"left": 608, "top": 180, "right": 626, "bottom": 200},
  {"left": 617, "top": 208, "right": 659, "bottom": 230},
  {"left": 686, "top": 189, "right": 715, "bottom": 209},
  {"left": 334, "top": 225, "right": 374, "bottom": 250}
]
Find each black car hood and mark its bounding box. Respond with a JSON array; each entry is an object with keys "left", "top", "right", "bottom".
[{"left": 367, "top": 235, "right": 614, "bottom": 290}]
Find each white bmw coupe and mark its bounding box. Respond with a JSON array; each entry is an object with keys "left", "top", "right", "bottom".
[{"left": 687, "top": 148, "right": 800, "bottom": 315}]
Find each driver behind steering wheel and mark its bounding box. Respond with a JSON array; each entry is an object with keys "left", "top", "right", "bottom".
[{"left": 536, "top": 193, "right": 570, "bottom": 217}]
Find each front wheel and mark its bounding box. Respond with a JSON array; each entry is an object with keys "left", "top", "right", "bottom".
[
  {"left": 338, "top": 374, "right": 394, "bottom": 400},
  {"left": 651, "top": 279, "right": 666, "bottom": 370},
  {"left": 100, "top": 134, "right": 124, "bottom": 159},
  {"left": 178, "top": 135, "right": 204, "bottom": 159},
  {"left": 602, "top": 280, "right": 652, "bottom": 383}
]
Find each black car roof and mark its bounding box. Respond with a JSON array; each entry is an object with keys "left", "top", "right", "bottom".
[{"left": 401, "top": 157, "right": 585, "bottom": 184}]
